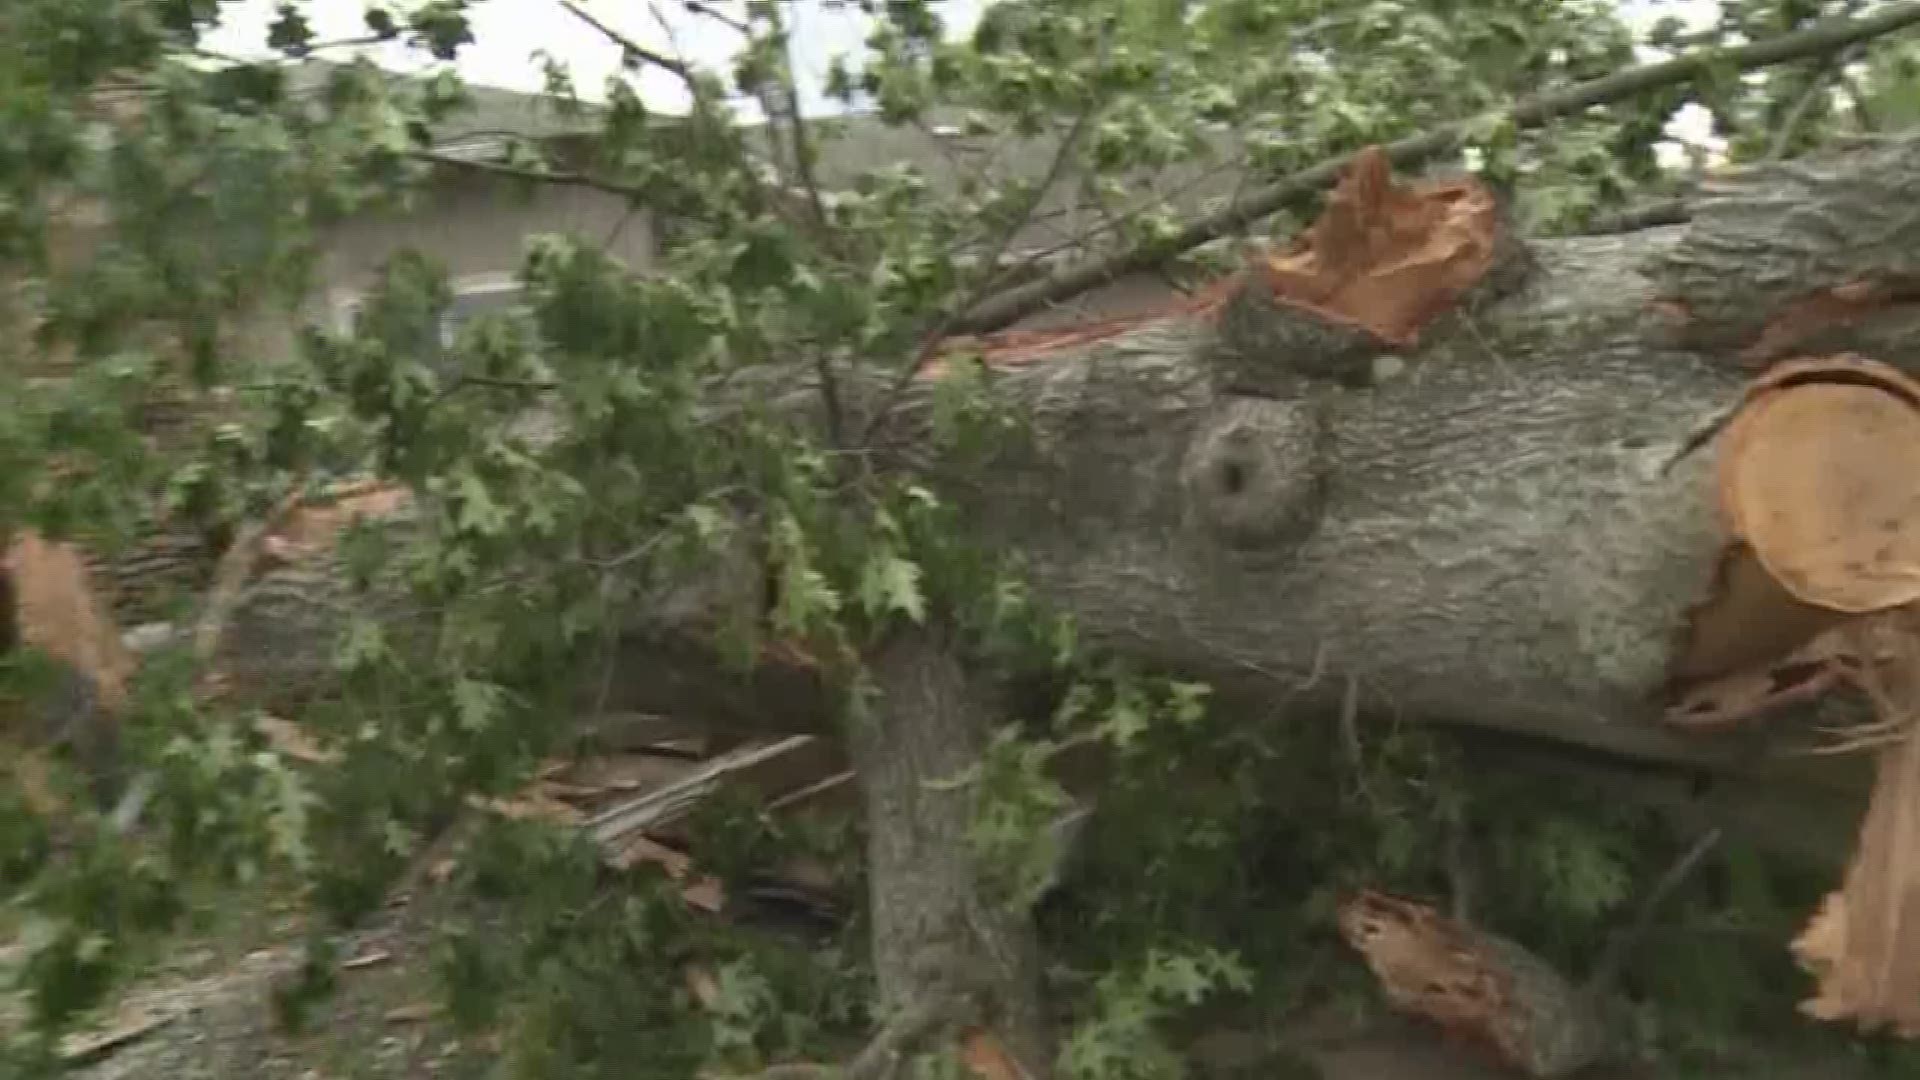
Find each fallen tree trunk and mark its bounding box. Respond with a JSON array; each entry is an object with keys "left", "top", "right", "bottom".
[
  {"left": 193, "top": 132, "right": 1920, "bottom": 790},
  {"left": 88, "top": 115, "right": 1920, "bottom": 1080}
]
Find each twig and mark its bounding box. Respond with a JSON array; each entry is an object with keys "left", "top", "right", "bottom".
[
  {"left": 412, "top": 148, "right": 647, "bottom": 202},
  {"left": 844, "top": 1002, "right": 950, "bottom": 1080},
  {"left": 585, "top": 735, "right": 822, "bottom": 846},
  {"left": 1582, "top": 826, "right": 1723, "bottom": 996},
  {"left": 192, "top": 490, "right": 307, "bottom": 666},
  {"left": 1577, "top": 197, "right": 1692, "bottom": 235},
  {"left": 681, "top": 0, "right": 751, "bottom": 36},
  {"left": 558, "top": 0, "right": 696, "bottom": 83},
  {"left": 737, "top": 994, "right": 957, "bottom": 1080},
  {"left": 854, "top": 95, "right": 1106, "bottom": 447},
  {"left": 751, "top": 2, "right": 846, "bottom": 444},
  {"left": 1768, "top": 55, "right": 1850, "bottom": 161},
  {"left": 1767, "top": 2, "right": 1869, "bottom": 162},
  {"left": 954, "top": 1, "right": 1920, "bottom": 336},
  {"left": 58, "top": 1012, "right": 178, "bottom": 1066}
]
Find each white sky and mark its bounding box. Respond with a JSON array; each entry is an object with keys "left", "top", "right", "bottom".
[{"left": 203, "top": 1, "right": 1723, "bottom": 143}]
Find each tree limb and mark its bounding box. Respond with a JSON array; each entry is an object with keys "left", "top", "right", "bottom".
[
  {"left": 954, "top": 0, "right": 1920, "bottom": 335},
  {"left": 557, "top": 0, "right": 697, "bottom": 84},
  {"left": 411, "top": 148, "right": 646, "bottom": 202}
]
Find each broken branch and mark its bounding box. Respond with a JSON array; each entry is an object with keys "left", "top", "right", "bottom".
[{"left": 955, "top": 1, "right": 1920, "bottom": 335}]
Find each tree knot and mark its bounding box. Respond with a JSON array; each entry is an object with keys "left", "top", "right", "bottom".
[{"left": 1181, "top": 396, "right": 1328, "bottom": 552}]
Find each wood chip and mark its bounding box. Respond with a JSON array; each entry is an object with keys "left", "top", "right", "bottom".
[{"left": 58, "top": 1011, "right": 177, "bottom": 1065}]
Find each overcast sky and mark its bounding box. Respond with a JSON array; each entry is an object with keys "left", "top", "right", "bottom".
[{"left": 203, "top": 1, "right": 1722, "bottom": 141}]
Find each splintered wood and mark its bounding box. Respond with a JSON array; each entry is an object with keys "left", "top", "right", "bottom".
[
  {"left": 1793, "top": 610, "right": 1920, "bottom": 1035},
  {"left": 1662, "top": 354, "right": 1920, "bottom": 1035},
  {"left": 1336, "top": 891, "right": 1602, "bottom": 1078},
  {"left": 1256, "top": 145, "right": 1501, "bottom": 347},
  {"left": 919, "top": 143, "right": 1502, "bottom": 381},
  {"left": 0, "top": 531, "right": 137, "bottom": 815}
]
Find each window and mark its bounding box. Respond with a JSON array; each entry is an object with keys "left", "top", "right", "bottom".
[
  {"left": 436, "top": 274, "right": 526, "bottom": 347},
  {"left": 325, "top": 272, "right": 529, "bottom": 365}
]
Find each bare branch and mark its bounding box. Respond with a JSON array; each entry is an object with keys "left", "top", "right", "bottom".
[
  {"left": 747, "top": 3, "right": 847, "bottom": 445},
  {"left": 848, "top": 20, "right": 1119, "bottom": 447},
  {"left": 680, "top": 0, "right": 752, "bottom": 36},
  {"left": 1577, "top": 197, "right": 1693, "bottom": 235},
  {"left": 193, "top": 490, "right": 306, "bottom": 667},
  {"left": 411, "top": 148, "right": 646, "bottom": 201},
  {"left": 559, "top": 0, "right": 697, "bottom": 84},
  {"left": 955, "top": 0, "right": 1920, "bottom": 336},
  {"left": 855, "top": 103, "right": 1103, "bottom": 447},
  {"left": 1582, "top": 827, "right": 1724, "bottom": 996}
]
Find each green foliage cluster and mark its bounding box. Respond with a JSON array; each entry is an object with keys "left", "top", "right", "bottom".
[{"left": 1, "top": 0, "right": 1917, "bottom": 1077}]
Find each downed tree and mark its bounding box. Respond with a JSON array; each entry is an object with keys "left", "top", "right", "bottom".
[
  {"left": 74, "top": 117, "right": 1920, "bottom": 1078},
  {"left": 202, "top": 133, "right": 1920, "bottom": 778}
]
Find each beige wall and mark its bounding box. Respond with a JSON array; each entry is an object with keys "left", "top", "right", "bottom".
[
  {"left": 306, "top": 159, "right": 1188, "bottom": 340},
  {"left": 309, "top": 169, "right": 656, "bottom": 328}
]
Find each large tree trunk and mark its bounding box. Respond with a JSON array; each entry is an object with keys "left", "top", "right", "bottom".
[{"left": 201, "top": 132, "right": 1920, "bottom": 783}]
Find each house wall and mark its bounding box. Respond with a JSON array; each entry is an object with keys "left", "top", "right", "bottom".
[{"left": 308, "top": 169, "right": 656, "bottom": 330}]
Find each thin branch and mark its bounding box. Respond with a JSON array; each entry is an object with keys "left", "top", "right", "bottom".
[
  {"left": 855, "top": 6, "right": 1113, "bottom": 450},
  {"left": 1768, "top": 55, "right": 1848, "bottom": 160},
  {"left": 1582, "top": 826, "right": 1724, "bottom": 996},
  {"left": 559, "top": 0, "right": 696, "bottom": 84},
  {"left": 750, "top": 2, "right": 846, "bottom": 445},
  {"left": 1576, "top": 196, "right": 1693, "bottom": 235},
  {"left": 681, "top": 0, "right": 752, "bottom": 36},
  {"left": 193, "top": 490, "right": 307, "bottom": 667},
  {"left": 1840, "top": 64, "right": 1881, "bottom": 131},
  {"left": 955, "top": 0, "right": 1920, "bottom": 336},
  {"left": 412, "top": 147, "right": 646, "bottom": 201},
  {"left": 1767, "top": 0, "right": 1870, "bottom": 161},
  {"left": 763, "top": 7, "right": 832, "bottom": 238},
  {"left": 853, "top": 105, "right": 1103, "bottom": 448}
]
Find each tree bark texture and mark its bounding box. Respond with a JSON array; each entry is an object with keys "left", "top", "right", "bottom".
[
  {"left": 848, "top": 626, "right": 1053, "bottom": 1077},
  {"left": 187, "top": 131, "right": 1920, "bottom": 785}
]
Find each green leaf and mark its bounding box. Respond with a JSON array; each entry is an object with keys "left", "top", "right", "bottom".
[
  {"left": 266, "top": 3, "right": 315, "bottom": 57},
  {"left": 336, "top": 617, "right": 389, "bottom": 673},
  {"left": 452, "top": 678, "right": 503, "bottom": 733},
  {"left": 453, "top": 469, "right": 507, "bottom": 537},
  {"left": 857, "top": 551, "right": 926, "bottom": 624}
]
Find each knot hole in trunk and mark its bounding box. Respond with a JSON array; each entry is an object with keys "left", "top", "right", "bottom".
[{"left": 1182, "top": 396, "right": 1329, "bottom": 552}]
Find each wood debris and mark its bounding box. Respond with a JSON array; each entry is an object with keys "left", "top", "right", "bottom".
[
  {"left": 1792, "top": 610, "right": 1920, "bottom": 1033},
  {"left": 1336, "top": 891, "right": 1602, "bottom": 1078},
  {"left": 1257, "top": 145, "right": 1502, "bottom": 348},
  {"left": 0, "top": 530, "right": 138, "bottom": 815},
  {"left": 1663, "top": 353, "right": 1920, "bottom": 1033},
  {"left": 57, "top": 1009, "right": 178, "bottom": 1065},
  {"left": 253, "top": 714, "right": 342, "bottom": 765}
]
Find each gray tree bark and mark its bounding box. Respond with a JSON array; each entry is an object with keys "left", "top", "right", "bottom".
[
  {"left": 201, "top": 131, "right": 1920, "bottom": 781},
  {"left": 847, "top": 626, "right": 1054, "bottom": 1077}
]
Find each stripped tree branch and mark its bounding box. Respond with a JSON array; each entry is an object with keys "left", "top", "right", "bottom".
[
  {"left": 954, "top": 0, "right": 1920, "bottom": 335},
  {"left": 558, "top": 0, "right": 697, "bottom": 84}
]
